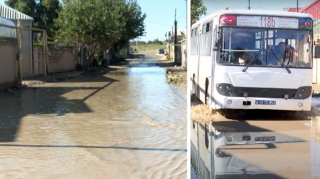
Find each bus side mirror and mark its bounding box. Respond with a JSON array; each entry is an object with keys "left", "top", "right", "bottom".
[{"left": 213, "top": 38, "right": 222, "bottom": 51}]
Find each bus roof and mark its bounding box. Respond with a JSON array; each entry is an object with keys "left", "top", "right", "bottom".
[{"left": 191, "top": 9, "right": 313, "bottom": 28}]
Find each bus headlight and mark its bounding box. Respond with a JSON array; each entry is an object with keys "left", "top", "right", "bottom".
[
  {"left": 293, "top": 86, "right": 312, "bottom": 99},
  {"left": 216, "top": 83, "right": 236, "bottom": 97}
]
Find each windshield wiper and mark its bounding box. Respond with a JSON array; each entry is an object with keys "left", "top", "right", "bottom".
[
  {"left": 269, "top": 48, "right": 291, "bottom": 74},
  {"left": 242, "top": 49, "right": 263, "bottom": 72}
]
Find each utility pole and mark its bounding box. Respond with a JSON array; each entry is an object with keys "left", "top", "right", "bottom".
[
  {"left": 172, "top": 26, "right": 174, "bottom": 44},
  {"left": 314, "top": 7, "right": 319, "bottom": 34},
  {"left": 316, "top": 7, "right": 319, "bottom": 34},
  {"left": 248, "top": 0, "right": 251, "bottom": 9},
  {"left": 297, "top": 0, "right": 299, "bottom": 12},
  {"left": 174, "top": 9, "right": 178, "bottom": 65}
]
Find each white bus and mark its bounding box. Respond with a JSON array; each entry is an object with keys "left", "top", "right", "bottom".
[{"left": 190, "top": 9, "right": 314, "bottom": 111}]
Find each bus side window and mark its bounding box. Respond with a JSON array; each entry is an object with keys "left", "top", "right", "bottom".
[{"left": 315, "top": 45, "right": 320, "bottom": 58}]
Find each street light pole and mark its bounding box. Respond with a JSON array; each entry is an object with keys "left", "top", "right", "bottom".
[{"left": 297, "top": 0, "right": 299, "bottom": 12}]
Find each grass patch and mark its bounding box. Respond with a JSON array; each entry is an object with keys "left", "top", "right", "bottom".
[{"left": 133, "top": 44, "right": 166, "bottom": 51}]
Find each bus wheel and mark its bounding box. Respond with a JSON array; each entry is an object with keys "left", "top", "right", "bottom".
[{"left": 205, "top": 78, "right": 209, "bottom": 105}]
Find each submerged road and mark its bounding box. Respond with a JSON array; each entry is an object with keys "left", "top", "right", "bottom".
[{"left": 0, "top": 51, "right": 187, "bottom": 179}]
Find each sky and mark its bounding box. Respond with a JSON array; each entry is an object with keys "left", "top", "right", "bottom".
[
  {"left": 137, "top": 0, "right": 187, "bottom": 42},
  {"left": 0, "top": 0, "right": 187, "bottom": 42},
  {"left": 202, "top": 0, "right": 314, "bottom": 14},
  {"left": 1, "top": 0, "right": 316, "bottom": 42}
]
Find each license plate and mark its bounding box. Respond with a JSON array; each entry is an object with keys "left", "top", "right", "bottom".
[
  {"left": 255, "top": 136, "right": 276, "bottom": 142},
  {"left": 255, "top": 100, "right": 276, "bottom": 105}
]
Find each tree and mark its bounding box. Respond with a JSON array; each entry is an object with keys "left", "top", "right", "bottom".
[
  {"left": 5, "top": 0, "right": 61, "bottom": 41},
  {"left": 191, "top": 0, "right": 207, "bottom": 25},
  {"left": 55, "top": 0, "right": 146, "bottom": 69},
  {"left": 5, "top": 0, "right": 37, "bottom": 17},
  {"left": 56, "top": 0, "right": 125, "bottom": 48},
  {"left": 35, "top": 0, "right": 62, "bottom": 42},
  {"left": 111, "top": 0, "right": 146, "bottom": 54}
]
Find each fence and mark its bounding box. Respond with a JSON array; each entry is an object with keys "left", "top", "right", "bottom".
[{"left": 34, "top": 46, "right": 77, "bottom": 75}]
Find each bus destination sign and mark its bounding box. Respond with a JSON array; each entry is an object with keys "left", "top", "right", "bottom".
[{"left": 237, "top": 15, "right": 299, "bottom": 29}]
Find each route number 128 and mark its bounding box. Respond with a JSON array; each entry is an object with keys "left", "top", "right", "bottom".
[{"left": 260, "top": 17, "right": 276, "bottom": 27}]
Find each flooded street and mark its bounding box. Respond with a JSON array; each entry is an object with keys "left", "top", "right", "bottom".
[
  {"left": 191, "top": 101, "right": 320, "bottom": 179},
  {"left": 0, "top": 54, "right": 187, "bottom": 179}
]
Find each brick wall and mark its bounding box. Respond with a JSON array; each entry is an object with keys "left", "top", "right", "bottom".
[{"left": 34, "top": 46, "right": 77, "bottom": 75}]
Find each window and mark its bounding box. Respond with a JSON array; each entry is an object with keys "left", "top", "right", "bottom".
[
  {"left": 217, "top": 27, "right": 312, "bottom": 68},
  {"left": 200, "top": 21, "right": 213, "bottom": 56},
  {"left": 191, "top": 28, "right": 198, "bottom": 55}
]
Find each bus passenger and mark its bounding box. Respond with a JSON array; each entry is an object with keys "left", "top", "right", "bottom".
[
  {"left": 275, "top": 42, "right": 286, "bottom": 59},
  {"left": 274, "top": 42, "right": 296, "bottom": 65}
]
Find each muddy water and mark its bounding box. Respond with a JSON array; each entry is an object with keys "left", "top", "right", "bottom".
[
  {"left": 191, "top": 101, "right": 320, "bottom": 179},
  {"left": 0, "top": 65, "right": 187, "bottom": 179}
]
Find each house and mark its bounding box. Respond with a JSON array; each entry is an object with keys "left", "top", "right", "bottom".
[
  {"left": 0, "top": 3, "right": 34, "bottom": 78},
  {"left": 284, "top": 0, "right": 320, "bottom": 34}
]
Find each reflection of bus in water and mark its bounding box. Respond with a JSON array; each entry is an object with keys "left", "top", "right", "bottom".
[
  {"left": 191, "top": 119, "right": 314, "bottom": 179},
  {"left": 190, "top": 9, "right": 314, "bottom": 111}
]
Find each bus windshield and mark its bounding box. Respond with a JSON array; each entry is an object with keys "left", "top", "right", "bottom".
[{"left": 217, "top": 27, "right": 312, "bottom": 68}]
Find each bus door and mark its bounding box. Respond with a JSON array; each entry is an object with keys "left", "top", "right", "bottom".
[
  {"left": 198, "top": 20, "right": 214, "bottom": 103},
  {"left": 196, "top": 24, "right": 201, "bottom": 96},
  {"left": 210, "top": 22, "right": 217, "bottom": 108}
]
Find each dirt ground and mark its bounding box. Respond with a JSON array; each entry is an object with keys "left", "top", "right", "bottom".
[{"left": 165, "top": 67, "right": 187, "bottom": 86}]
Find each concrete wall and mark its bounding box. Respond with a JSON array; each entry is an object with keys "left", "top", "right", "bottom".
[
  {"left": 167, "top": 43, "right": 184, "bottom": 66},
  {"left": 34, "top": 46, "right": 77, "bottom": 75},
  {"left": 0, "top": 38, "right": 18, "bottom": 90},
  {"left": 11, "top": 19, "right": 33, "bottom": 78},
  {"left": 181, "top": 41, "right": 187, "bottom": 68}
]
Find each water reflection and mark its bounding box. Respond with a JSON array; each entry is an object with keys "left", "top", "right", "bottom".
[
  {"left": 191, "top": 114, "right": 320, "bottom": 179},
  {"left": 0, "top": 66, "right": 187, "bottom": 179}
]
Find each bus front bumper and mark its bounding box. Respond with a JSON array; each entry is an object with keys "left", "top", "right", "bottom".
[{"left": 217, "top": 97, "right": 312, "bottom": 111}]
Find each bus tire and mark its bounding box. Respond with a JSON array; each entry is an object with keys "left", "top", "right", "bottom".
[{"left": 205, "top": 78, "right": 209, "bottom": 105}]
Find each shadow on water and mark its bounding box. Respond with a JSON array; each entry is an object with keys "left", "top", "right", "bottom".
[{"left": 0, "top": 74, "right": 118, "bottom": 142}]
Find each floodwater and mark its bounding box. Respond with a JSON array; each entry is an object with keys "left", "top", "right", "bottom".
[
  {"left": 191, "top": 102, "right": 320, "bottom": 179},
  {"left": 0, "top": 60, "right": 187, "bottom": 179}
]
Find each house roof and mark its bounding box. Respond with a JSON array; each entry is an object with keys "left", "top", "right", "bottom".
[
  {"left": 286, "top": 0, "right": 320, "bottom": 19},
  {"left": 0, "top": 3, "right": 33, "bottom": 20},
  {"left": 287, "top": 8, "right": 301, "bottom": 12},
  {"left": 299, "top": 0, "right": 320, "bottom": 19}
]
